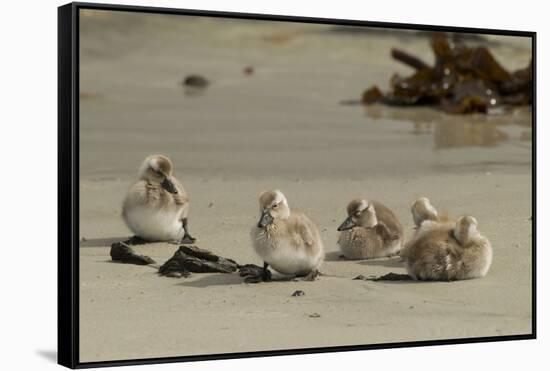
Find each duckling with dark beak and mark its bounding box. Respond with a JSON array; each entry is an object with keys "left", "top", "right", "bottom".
[
  {"left": 122, "top": 155, "right": 196, "bottom": 244},
  {"left": 246, "top": 190, "right": 324, "bottom": 283},
  {"left": 337, "top": 199, "right": 404, "bottom": 259}
]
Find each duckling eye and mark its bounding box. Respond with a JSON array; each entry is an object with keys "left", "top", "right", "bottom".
[{"left": 272, "top": 203, "right": 278, "bottom": 209}]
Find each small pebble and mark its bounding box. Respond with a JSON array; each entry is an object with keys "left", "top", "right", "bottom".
[
  {"left": 309, "top": 313, "right": 321, "bottom": 318},
  {"left": 182, "top": 74, "right": 209, "bottom": 87},
  {"left": 243, "top": 66, "right": 254, "bottom": 75},
  {"left": 208, "top": 202, "right": 214, "bottom": 208},
  {"left": 291, "top": 290, "right": 305, "bottom": 297}
]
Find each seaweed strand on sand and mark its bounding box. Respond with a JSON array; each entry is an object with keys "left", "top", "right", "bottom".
[{"left": 158, "top": 245, "right": 239, "bottom": 278}]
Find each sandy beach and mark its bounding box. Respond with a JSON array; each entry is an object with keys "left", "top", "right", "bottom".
[{"left": 78, "top": 11, "right": 533, "bottom": 362}]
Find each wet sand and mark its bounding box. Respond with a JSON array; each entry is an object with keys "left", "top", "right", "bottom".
[{"left": 78, "top": 11, "right": 533, "bottom": 362}]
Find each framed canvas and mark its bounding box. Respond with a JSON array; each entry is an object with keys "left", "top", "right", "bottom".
[{"left": 58, "top": 2, "right": 536, "bottom": 368}]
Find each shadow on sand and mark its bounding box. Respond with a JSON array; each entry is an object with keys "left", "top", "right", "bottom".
[
  {"left": 325, "top": 251, "right": 404, "bottom": 269},
  {"left": 324, "top": 251, "right": 346, "bottom": 262},
  {"left": 176, "top": 273, "right": 244, "bottom": 288},
  {"left": 79, "top": 237, "right": 130, "bottom": 248},
  {"left": 175, "top": 272, "right": 311, "bottom": 288},
  {"left": 358, "top": 257, "right": 404, "bottom": 268}
]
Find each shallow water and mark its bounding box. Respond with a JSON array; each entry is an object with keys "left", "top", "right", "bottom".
[{"left": 79, "top": 10, "right": 532, "bottom": 181}]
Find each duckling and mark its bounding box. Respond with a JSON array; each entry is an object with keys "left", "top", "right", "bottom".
[
  {"left": 402, "top": 215, "right": 492, "bottom": 281},
  {"left": 337, "top": 199, "right": 403, "bottom": 259},
  {"left": 400, "top": 197, "right": 451, "bottom": 259},
  {"left": 411, "top": 197, "right": 439, "bottom": 228},
  {"left": 249, "top": 190, "right": 324, "bottom": 281},
  {"left": 122, "top": 155, "right": 196, "bottom": 244},
  {"left": 410, "top": 197, "right": 454, "bottom": 228}
]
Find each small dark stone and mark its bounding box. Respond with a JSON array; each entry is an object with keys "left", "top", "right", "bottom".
[
  {"left": 182, "top": 74, "right": 209, "bottom": 87},
  {"left": 291, "top": 290, "right": 305, "bottom": 297},
  {"left": 308, "top": 312, "right": 321, "bottom": 318},
  {"left": 159, "top": 245, "right": 239, "bottom": 277},
  {"left": 243, "top": 66, "right": 254, "bottom": 75},
  {"left": 110, "top": 242, "right": 156, "bottom": 265}
]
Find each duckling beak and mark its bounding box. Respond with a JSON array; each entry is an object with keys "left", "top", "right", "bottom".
[
  {"left": 161, "top": 176, "right": 178, "bottom": 194},
  {"left": 337, "top": 216, "right": 356, "bottom": 231},
  {"left": 257, "top": 210, "right": 274, "bottom": 228}
]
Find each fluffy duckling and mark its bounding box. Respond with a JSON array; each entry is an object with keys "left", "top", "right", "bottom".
[
  {"left": 249, "top": 190, "right": 324, "bottom": 281},
  {"left": 411, "top": 197, "right": 440, "bottom": 228},
  {"left": 337, "top": 199, "right": 404, "bottom": 259},
  {"left": 400, "top": 197, "right": 452, "bottom": 258},
  {"left": 410, "top": 197, "right": 454, "bottom": 228},
  {"left": 122, "top": 155, "right": 196, "bottom": 243},
  {"left": 402, "top": 215, "right": 492, "bottom": 281}
]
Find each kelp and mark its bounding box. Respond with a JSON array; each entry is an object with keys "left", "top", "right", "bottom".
[
  {"left": 362, "top": 33, "right": 532, "bottom": 114},
  {"left": 159, "top": 245, "right": 239, "bottom": 278}
]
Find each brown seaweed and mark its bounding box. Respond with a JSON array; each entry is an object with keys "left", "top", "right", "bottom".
[
  {"left": 159, "top": 245, "right": 239, "bottom": 277},
  {"left": 362, "top": 33, "right": 532, "bottom": 114},
  {"left": 353, "top": 273, "right": 413, "bottom": 281}
]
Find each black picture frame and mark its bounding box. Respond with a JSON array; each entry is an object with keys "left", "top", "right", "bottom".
[{"left": 58, "top": 2, "right": 537, "bottom": 369}]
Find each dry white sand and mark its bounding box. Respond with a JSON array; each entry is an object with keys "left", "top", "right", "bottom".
[{"left": 78, "top": 11, "right": 533, "bottom": 362}]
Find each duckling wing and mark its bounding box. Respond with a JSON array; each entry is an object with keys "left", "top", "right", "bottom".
[
  {"left": 124, "top": 180, "right": 161, "bottom": 205},
  {"left": 372, "top": 201, "right": 404, "bottom": 238},
  {"left": 171, "top": 177, "right": 190, "bottom": 206},
  {"left": 125, "top": 180, "right": 186, "bottom": 210},
  {"left": 144, "top": 182, "right": 162, "bottom": 201},
  {"left": 374, "top": 222, "right": 400, "bottom": 242},
  {"left": 291, "top": 212, "right": 321, "bottom": 252},
  {"left": 296, "top": 221, "right": 315, "bottom": 248}
]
